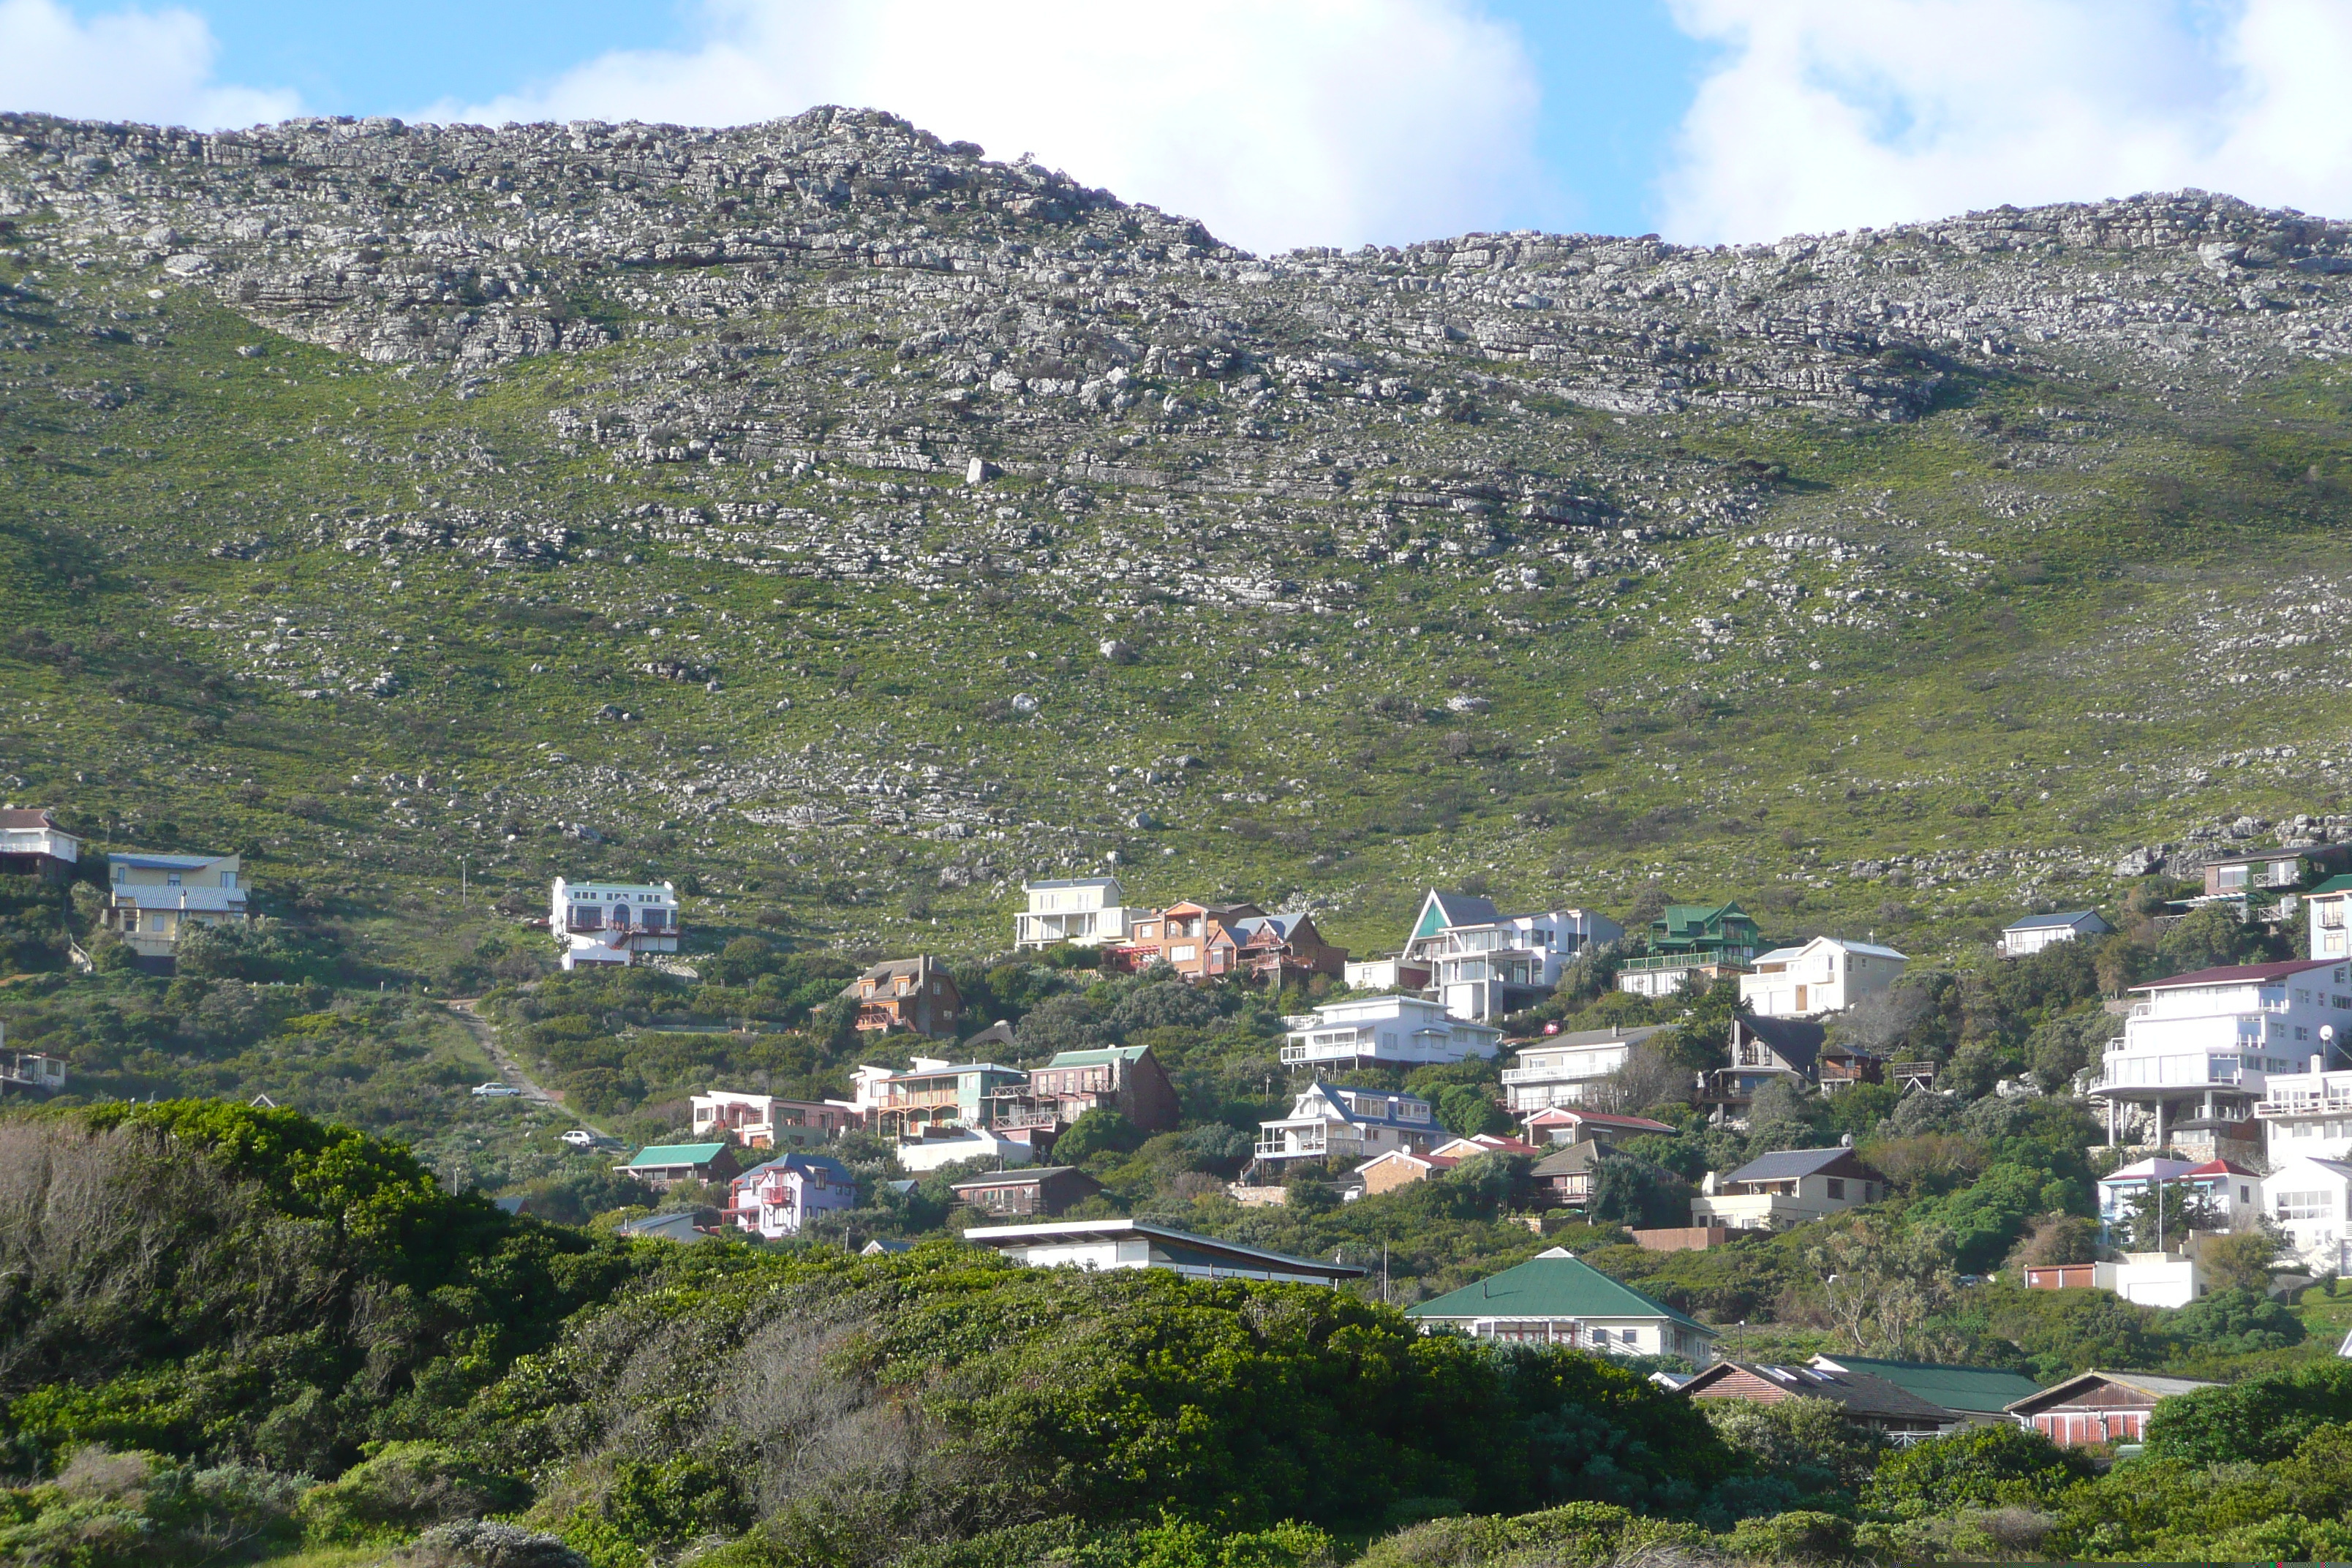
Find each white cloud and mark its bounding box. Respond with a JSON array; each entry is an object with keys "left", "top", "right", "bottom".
[
  {"left": 0, "top": 0, "right": 297, "bottom": 128},
  {"left": 1659, "top": 0, "right": 2352, "bottom": 244},
  {"left": 431, "top": 0, "right": 1545, "bottom": 255}
]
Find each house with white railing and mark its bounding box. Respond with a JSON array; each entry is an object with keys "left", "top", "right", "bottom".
[
  {"left": 1014, "top": 877, "right": 1131, "bottom": 949},
  {"left": 1501, "top": 1025, "right": 1673, "bottom": 1112},
  {"left": 2265, "top": 1154, "right": 2352, "bottom": 1275},
  {"left": 1396, "top": 890, "right": 1623, "bottom": 1023},
  {"left": 103, "top": 851, "right": 248, "bottom": 965},
  {"left": 1280, "top": 994, "right": 1501, "bottom": 1069},
  {"left": 0, "top": 808, "right": 79, "bottom": 877},
  {"left": 1256, "top": 1082, "right": 1438, "bottom": 1168},
  {"left": 2090, "top": 958, "right": 2351, "bottom": 1154},
  {"left": 551, "top": 878, "right": 680, "bottom": 968},
  {"left": 2255, "top": 1066, "right": 2352, "bottom": 1164}
]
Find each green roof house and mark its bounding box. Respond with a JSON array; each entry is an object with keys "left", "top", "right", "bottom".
[
  {"left": 1618, "top": 902, "right": 1765, "bottom": 998},
  {"left": 617, "top": 1142, "right": 741, "bottom": 1192},
  {"left": 1808, "top": 1355, "right": 2042, "bottom": 1425},
  {"left": 1405, "top": 1247, "right": 1716, "bottom": 1363}
]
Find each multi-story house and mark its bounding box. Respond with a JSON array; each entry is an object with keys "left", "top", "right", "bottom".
[
  {"left": 1015, "top": 876, "right": 1132, "bottom": 949},
  {"left": 1343, "top": 954, "right": 1433, "bottom": 991},
  {"left": 2191, "top": 843, "right": 2352, "bottom": 925},
  {"left": 726, "top": 1151, "right": 856, "bottom": 1240},
  {"left": 984, "top": 1044, "right": 1180, "bottom": 1140},
  {"left": 949, "top": 1166, "right": 1104, "bottom": 1218},
  {"left": 2090, "top": 957, "right": 2349, "bottom": 1154},
  {"left": 1738, "top": 937, "right": 1907, "bottom": 1019},
  {"left": 847, "top": 956, "right": 962, "bottom": 1038},
  {"left": 1697, "top": 1015, "right": 1861, "bottom": 1124},
  {"left": 1999, "top": 910, "right": 2114, "bottom": 958},
  {"left": 690, "top": 1090, "right": 862, "bottom": 1150},
  {"left": 1689, "top": 1147, "right": 1885, "bottom": 1231},
  {"left": 872, "top": 1058, "right": 1030, "bottom": 1139},
  {"left": 1229, "top": 911, "right": 1349, "bottom": 985},
  {"left": 1501, "top": 1025, "right": 1673, "bottom": 1112},
  {"left": 2311, "top": 875, "right": 2352, "bottom": 961},
  {"left": 1256, "top": 1081, "right": 1439, "bottom": 1169},
  {"left": 2255, "top": 1061, "right": 2352, "bottom": 1164},
  {"left": 965, "top": 1218, "right": 1365, "bottom": 1286},
  {"left": 0, "top": 808, "right": 79, "bottom": 878},
  {"left": 1280, "top": 994, "right": 1502, "bottom": 1069},
  {"left": 2095, "top": 1155, "right": 2261, "bottom": 1245},
  {"left": 1119, "top": 899, "right": 1261, "bottom": 977},
  {"left": 102, "top": 851, "right": 248, "bottom": 967},
  {"left": 551, "top": 878, "right": 680, "bottom": 969},
  {"left": 1395, "top": 889, "right": 1621, "bottom": 1022},
  {"left": 1616, "top": 902, "right": 1763, "bottom": 998},
  {"left": 2264, "top": 1153, "right": 2352, "bottom": 1275}
]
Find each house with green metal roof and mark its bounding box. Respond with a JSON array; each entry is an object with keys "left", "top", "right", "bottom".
[
  {"left": 1404, "top": 1247, "right": 1717, "bottom": 1364},
  {"left": 1617, "top": 902, "right": 1763, "bottom": 999},
  {"left": 616, "top": 1142, "right": 740, "bottom": 1191},
  {"left": 1808, "top": 1354, "right": 2042, "bottom": 1425}
]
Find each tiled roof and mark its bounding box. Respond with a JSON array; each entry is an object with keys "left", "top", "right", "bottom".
[
  {"left": 0, "top": 808, "right": 69, "bottom": 831},
  {"left": 2134, "top": 957, "right": 2343, "bottom": 990},
  {"left": 1408, "top": 1248, "right": 1710, "bottom": 1333}
]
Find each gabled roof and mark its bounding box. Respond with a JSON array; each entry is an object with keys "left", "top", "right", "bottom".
[
  {"left": 1413, "top": 889, "right": 1504, "bottom": 940},
  {"left": 108, "top": 851, "right": 230, "bottom": 870},
  {"left": 2005, "top": 1369, "right": 2219, "bottom": 1414},
  {"left": 949, "top": 1165, "right": 1096, "bottom": 1191},
  {"left": 626, "top": 1142, "right": 731, "bottom": 1168},
  {"left": 1732, "top": 1014, "right": 1826, "bottom": 1072},
  {"left": 2313, "top": 875, "right": 2352, "bottom": 897},
  {"left": 0, "top": 807, "right": 72, "bottom": 833},
  {"left": 964, "top": 1218, "right": 1367, "bottom": 1281},
  {"left": 856, "top": 955, "right": 950, "bottom": 984},
  {"left": 1531, "top": 1140, "right": 1607, "bottom": 1176},
  {"left": 1523, "top": 1024, "right": 1672, "bottom": 1050},
  {"left": 1431, "top": 1134, "right": 1540, "bottom": 1158},
  {"left": 736, "top": 1151, "right": 853, "bottom": 1185},
  {"left": 1284, "top": 1081, "right": 1433, "bottom": 1130},
  {"left": 2003, "top": 910, "right": 2111, "bottom": 932},
  {"left": 1406, "top": 1247, "right": 1712, "bottom": 1333},
  {"left": 2133, "top": 957, "right": 2343, "bottom": 991},
  {"left": 1809, "top": 1355, "right": 2042, "bottom": 1417},
  {"left": 1682, "top": 1361, "right": 1958, "bottom": 1423},
  {"left": 1723, "top": 1147, "right": 1874, "bottom": 1183},
  {"left": 1522, "top": 1107, "right": 1678, "bottom": 1135},
  {"left": 1756, "top": 935, "right": 1908, "bottom": 963}
]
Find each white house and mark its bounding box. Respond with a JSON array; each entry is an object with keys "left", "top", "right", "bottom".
[
  {"left": 102, "top": 851, "right": 248, "bottom": 964},
  {"left": 1280, "top": 994, "right": 1502, "bottom": 1069},
  {"left": 727, "top": 1151, "right": 857, "bottom": 1240},
  {"left": 965, "top": 1218, "right": 1366, "bottom": 1286},
  {"left": 2255, "top": 1067, "right": 2352, "bottom": 1163},
  {"left": 1403, "top": 1248, "right": 1717, "bottom": 1362},
  {"left": 2097, "top": 1156, "right": 2263, "bottom": 1239},
  {"left": 892, "top": 1128, "right": 1037, "bottom": 1172},
  {"left": 0, "top": 808, "right": 79, "bottom": 875},
  {"left": 1999, "top": 911, "right": 2114, "bottom": 958},
  {"left": 1738, "top": 937, "right": 1907, "bottom": 1019},
  {"left": 2266, "top": 1154, "right": 2352, "bottom": 1275},
  {"left": 1256, "top": 1081, "right": 1439, "bottom": 1168},
  {"left": 1400, "top": 894, "right": 1624, "bottom": 1023},
  {"left": 1691, "top": 1147, "right": 1885, "bottom": 1231},
  {"left": 690, "top": 1090, "right": 862, "bottom": 1151},
  {"left": 1014, "top": 876, "right": 1132, "bottom": 949},
  {"left": 2312, "top": 876, "right": 2352, "bottom": 961},
  {"left": 551, "top": 878, "right": 680, "bottom": 968},
  {"left": 2091, "top": 958, "right": 2351, "bottom": 1151},
  {"left": 1501, "top": 1025, "right": 1673, "bottom": 1112}
]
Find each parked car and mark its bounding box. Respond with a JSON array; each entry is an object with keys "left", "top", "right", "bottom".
[
  {"left": 561, "top": 1128, "right": 597, "bottom": 1147},
  {"left": 471, "top": 1082, "right": 524, "bottom": 1098}
]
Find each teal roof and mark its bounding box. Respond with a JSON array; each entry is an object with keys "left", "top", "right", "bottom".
[
  {"left": 1045, "top": 1046, "right": 1150, "bottom": 1067},
  {"left": 2312, "top": 875, "right": 2352, "bottom": 897},
  {"left": 627, "top": 1142, "right": 730, "bottom": 1167},
  {"left": 1405, "top": 1249, "right": 1712, "bottom": 1335},
  {"left": 1813, "top": 1356, "right": 2041, "bottom": 1416}
]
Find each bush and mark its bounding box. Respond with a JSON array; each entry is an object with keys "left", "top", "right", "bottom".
[
  {"left": 2144, "top": 1361, "right": 2352, "bottom": 1464},
  {"left": 1723, "top": 1508, "right": 1856, "bottom": 1561},
  {"left": 1057, "top": 1107, "right": 1145, "bottom": 1165},
  {"left": 297, "top": 1440, "right": 529, "bottom": 1543},
  {"left": 1863, "top": 1425, "right": 2092, "bottom": 1516}
]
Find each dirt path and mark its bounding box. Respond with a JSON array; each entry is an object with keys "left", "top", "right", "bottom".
[{"left": 442, "top": 999, "right": 609, "bottom": 1140}]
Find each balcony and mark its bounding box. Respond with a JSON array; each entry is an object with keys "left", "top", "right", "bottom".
[{"left": 1501, "top": 1061, "right": 1612, "bottom": 1085}]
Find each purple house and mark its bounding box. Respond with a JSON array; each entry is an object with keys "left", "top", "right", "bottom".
[{"left": 727, "top": 1151, "right": 858, "bottom": 1240}]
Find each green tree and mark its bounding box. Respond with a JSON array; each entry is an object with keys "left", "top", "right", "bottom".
[
  {"left": 1862, "top": 1425, "right": 2092, "bottom": 1516},
  {"left": 1436, "top": 1084, "right": 1511, "bottom": 1139},
  {"left": 1058, "top": 1107, "right": 1145, "bottom": 1164}
]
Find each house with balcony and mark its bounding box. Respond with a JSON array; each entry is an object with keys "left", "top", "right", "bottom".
[
  {"left": 1999, "top": 910, "right": 2114, "bottom": 958},
  {"left": 2255, "top": 1063, "right": 2352, "bottom": 1163},
  {"left": 1520, "top": 1107, "right": 1679, "bottom": 1148},
  {"left": 1503, "top": 1025, "right": 1673, "bottom": 1112},
  {"left": 726, "top": 1151, "right": 856, "bottom": 1240},
  {"left": 1405, "top": 1248, "right": 1717, "bottom": 1362},
  {"left": 690, "top": 1090, "right": 862, "bottom": 1151},
  {"left": 551, "top": 878, "right": 680, "bottom": 969},
  {"left": 872, "top": 1058, "right": 1030, "bottom": 1139},
  {"left": 1281, "top": 994, "right": 1502, "bottom": 1069},
  {"left": 2311, "top": 876, "right": 2352, "bottom": 961},
  {"left": 1739, "top": 937, "right": 1907, "bottom": 1019},
  {"left": 103, "top": 851, "right": 249, "bottom": 968},
  {"left": 1616, "top": 902, "right": 1763, "bottom": 998},
  {"left": 1015, "top": 876, "right": 1132, "bottom": 949},
  {"left": 847, "top": 956, "right": 962, "bottom": 1038},
  {"left": 1397, "top": 894, "right": 1624, "bottom": 1023},
  {"left": 1, "top": 1035, "right": 67, "bottom": 1098},
  {"left": 1229, "top": 911, "right": 1349, "bottom": 985},
  {"left": 0, "top": 807, "right": 79, "bottom": 878},
  {"left": 949, "top": 1166, "right": 1104, "bottom": 1218},
  {"left": 2190, "top": 843, "right": 2352, "bottom": 925},
  {"left": 1697, "top": 1015, "right": 1825, "bottom": 1124},
  {"left": 1255, "top": 1081, "right": 1438, "bottom": 1169},
  {"left": 2096, "top": 1156, "right": 2262, "bottom": 1247},
  {"left": 1119, "top": 898, "right": 1262, "bottom": 977},
  {"left": 1690, "top": 1147, "right": 1884, "bottom": 1231},
  {"left": 617, "top": 1142, "right": 741, "bottom": 1192},
  {"left": 984, "top": 1044, "right": 1179, "bottom": 1142},
  {"left": 2090, "top": 957, "right": 2350, "bottom": 1155}
]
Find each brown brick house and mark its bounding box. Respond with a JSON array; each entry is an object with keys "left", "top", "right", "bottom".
[
  {"left": 1123, "top": 900, "right": 1265, "bottom": 979},
  {"left": 949, "top": 1166, "right": 1103, "bottom": 1218},
  {"left": 1232, "top": 911, "right": 1349, "bottom": 984},
  {"left": 987, "top": 1044, "right": 1180, "bottom": 1139},
  {"left": 848, "top": 956, "right": 962, "bottom": 1038}
]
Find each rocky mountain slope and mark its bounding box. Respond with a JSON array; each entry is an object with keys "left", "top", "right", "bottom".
[{"left": 2, "top": 105, "right": 2350, "bottom": 960}]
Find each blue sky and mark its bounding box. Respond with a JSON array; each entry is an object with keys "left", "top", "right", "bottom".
[{"left": 4, "top": 1, "right": 2348, "bottom": 252}]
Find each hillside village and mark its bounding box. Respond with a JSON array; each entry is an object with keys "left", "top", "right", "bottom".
[{"left": 12, "top": 788, "right": 2352, "bottom": 1455}]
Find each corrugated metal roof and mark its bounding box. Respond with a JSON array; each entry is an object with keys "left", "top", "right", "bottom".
[
  {"left": 1810, "top": 1355, "right": 2042, "bottom": 1415},
  {"left": 627, "top": 1142, "right": 731, "bottom": 1166},
  {"left": 2134, "top": 957, "right": 2342, "bottom": 990},
  {"left": 1723, "top": 1147, "right": 1866, "bottom": 1183},
  {"left": 1406, "top": 1248, "right": 1711, "bottom": 1333},
  {"left": 2003, "top": 910, "right": 2108, "bottom": 932}
]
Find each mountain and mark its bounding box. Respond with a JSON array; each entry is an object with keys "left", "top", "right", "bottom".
[{"left": 2, "top": 105, "right": 2351, "bottom": 968}]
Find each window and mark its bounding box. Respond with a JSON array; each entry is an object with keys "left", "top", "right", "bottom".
[
  {"left": 2218, "top": 864, "right": 2249, "bottom": 889},
  {"left": 221, "top": 872, "right": 236, "bottom": 889},
  {"left": 2278, "top": 1190, "right": 2334, "bottom": 1221},
  {"left": 2326, "top": 905, "right": 2348, "bottom": 930},
  {"left": 1826, "top": 1178, "right": 1845, "bottom": 1199},
  {"left": 166, "top": 873, "right": 181, "bottom": 887},
  {"left": 2275, "top": 859, "right": 2302, "bottom": 887}
]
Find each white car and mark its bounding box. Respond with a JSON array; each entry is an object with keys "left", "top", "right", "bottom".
[
  {"left": 470, "top": 1081, "right": 524, "bottom": 1098},
  {"left": 561, "top": 1129, "right": 598, "bottom": 1148}
]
